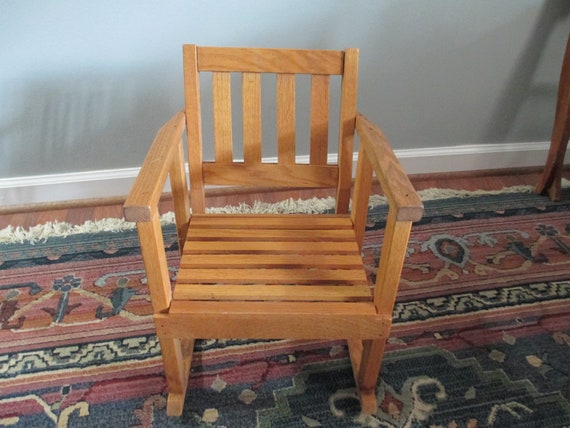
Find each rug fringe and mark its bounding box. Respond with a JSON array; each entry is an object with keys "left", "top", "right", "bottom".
[{"left": 1, "top": 181, "right": 567, "bottom": 245}]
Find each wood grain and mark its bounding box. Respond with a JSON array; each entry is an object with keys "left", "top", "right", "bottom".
[
  {"left": 277, "top": 73, "right": 296, "bottom": 164},
  {"left": 168, "top": 136, "right": 190, "bottom": 251},
  {"left": 212, "top": 72, "right": 233, "bottom": 163},
  {"left": 173, "top": 284, "right": 372, "bottom": 302},
  {"left": 183, "top": 44, "right": 206, "bottom": 213},
  {"left": 310, "top": 75, "right": 330, "bottom": 165},
  {"left": 335, "top": 48, "right": 359, "bottom": 213},
  {"left": 202, "top": 162, "right": 338, "bottom": 187},
  {"left": 197, "top": 46, "right": 344, "bottom": 74},
  {"left": 180, "top": 253, "right": 363, "bottom": 268},
  {"left": 356, "top": 113, "right": 424, "bottom": 221},
  {"left": 242, "top": 72, "right": 262, "bottom": 164},
  {"left": 351, "top": 143, "right": 374, "bottom": 250},
  {"left": 123, "top": 111, "right": 185, "bottom": 222},
  {"left": 188, "top": 214, "right": 352, "bottom": 229},
  {"left": 135, "top": 210, "right": 173, "bottom": 313},
  {"left": 183, "top": 240, "right": 360, "bottom": 255},
  {"left": 157, "top": 301, "right": 388, "bottom": 340}
]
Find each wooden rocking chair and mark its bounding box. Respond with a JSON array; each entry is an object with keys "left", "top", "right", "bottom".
[{"left": 124, "top": 45, "right": 424, "bottom": 416}]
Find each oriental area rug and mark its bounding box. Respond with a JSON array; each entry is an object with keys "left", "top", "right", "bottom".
[{"left": 1, "top": 186, "right": 570, "bottom": 427}]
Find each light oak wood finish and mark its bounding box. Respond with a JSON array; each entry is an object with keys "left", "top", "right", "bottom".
[
  {"left": 123, "top": 45, "right": 423, "bottom": 416},
  {"left": 183, "top": 44, "right": 206, "bottom": 214},
  {"left": 212, "top": 72, "right": 233, "bottom": 163},
  {"left": 201, "top": 162, "right": 339, "bottom": 187},
  {"left": 356, "top": 113, "right": 423, "bottom": 221},
  {"left": 242, "top": 72, "right": 262, "bottom": 164},
  {"left": 157, "top": 302, "right": 390, "bottom": 339},
  {"left": 310, "top": 75, "right": 330, "bottom": 165},
  {"left": 169, "top": 131, "right": 191, "bottom": 251},
  {"left": 277, "top": 73, "right": 296, "bottom": 164},
  {"left": 123, "top": 111, "right": 186, "bottom": 222},
  {"left": 336, "top": 48, "right": 359, "bottom": 214},
  {"left": 197, "top": 47, "right": 344, "bottom": 74}
]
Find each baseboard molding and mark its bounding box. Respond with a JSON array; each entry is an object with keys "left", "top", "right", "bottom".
[{"left": 1, "top": 141, "right": 565, "bottom": 207}]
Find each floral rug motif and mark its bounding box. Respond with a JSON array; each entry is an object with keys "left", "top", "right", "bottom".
[{"left": 1, "top": 188, "right": 570, "bottom": 427}]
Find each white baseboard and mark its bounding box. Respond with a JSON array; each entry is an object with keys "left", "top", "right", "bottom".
[
  {"left": 394, "top": 141, "right": 560, "bottom": 175},
  {"left": 1, "top": 141, "right": 566, "bottom": 207}
]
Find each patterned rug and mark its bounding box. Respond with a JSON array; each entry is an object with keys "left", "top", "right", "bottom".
[{"left": 1, "top": 187, "right": 570, "bottom": 427}]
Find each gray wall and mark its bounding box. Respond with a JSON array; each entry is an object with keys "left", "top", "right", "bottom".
[{"left": 1, "top": 0, "right": 569, "bottom": 179}]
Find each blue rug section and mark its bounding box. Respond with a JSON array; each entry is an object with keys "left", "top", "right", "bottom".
[{"left": 8, "top": 334, "right": 570, "bottom": 427}]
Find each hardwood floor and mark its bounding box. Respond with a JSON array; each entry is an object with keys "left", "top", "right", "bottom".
[{"left": 0, "top": 167, "right": 566, "bottom": 230}]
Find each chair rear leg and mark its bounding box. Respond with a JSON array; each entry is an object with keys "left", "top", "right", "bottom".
[
  {"left": 348, "top": 339, "right": 387, "bottom": 415},
  {"left": 159, "top": 337, "right": 195, "bottom": 416}
]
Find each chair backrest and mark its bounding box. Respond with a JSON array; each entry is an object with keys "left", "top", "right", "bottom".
[{"left": 183, "top": 45, "right": 359, "bottom": 214}]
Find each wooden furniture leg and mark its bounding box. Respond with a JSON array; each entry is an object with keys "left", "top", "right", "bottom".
[
  {"left": 536, "top": 32, "right": 570, "bottom": 201},
  {"left": 161, "top": 337, "right": 194, "bottom": 416},
  {"left": 348, "top": 339, "right": 386, "bottom": 414}
]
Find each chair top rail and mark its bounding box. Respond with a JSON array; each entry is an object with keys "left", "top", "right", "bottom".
[{"left": 195, "top": 46, "right": 345, "bottom": 75}]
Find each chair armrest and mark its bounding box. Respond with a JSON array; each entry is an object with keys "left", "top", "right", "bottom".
[
  {"left": 123, "top": 111, "right": 186, "bottom": 222},
  {"left": 355, "top": 113, "right": 424, "bottom": 222}
]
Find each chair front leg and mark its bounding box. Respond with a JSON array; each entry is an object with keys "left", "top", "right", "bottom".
[
  {"left": 348, "top": 339, "right": 379, "bottom": 415},
  {"left": 160, "top": 337, "right": 195, "bottom": 416},
  {"left": 136, "top": 213, "right": 193, "bottom": 416}
]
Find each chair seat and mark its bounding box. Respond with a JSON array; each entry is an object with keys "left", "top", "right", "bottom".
[{"left": 173, "top": 214, "right": 373, "bottom": 303}]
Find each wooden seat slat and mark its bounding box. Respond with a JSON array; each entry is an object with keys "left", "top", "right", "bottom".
[
  {"left": 186, "top": 228, "right": 356, "bottom": 242},
  {"left": 189, "top": 214, "right": 352, "bottom": 229},
  {"left": 173, "top": 284, "right": 372, "bottom": 302},
  {"left": 183, "top": 241, "right": 360, "bottom": 255},
  {"left": 176, "top": 267, "right": 368, "bottom": 285},
  {"left": 180, "top": 254, "right": 364, "bottom": 269}
]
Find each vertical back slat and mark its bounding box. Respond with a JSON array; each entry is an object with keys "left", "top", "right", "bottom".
[
  {"left": 276, "top": 74, "right": 296, "bottom": 164},
  {"left": 183, "top": 44, "right": 206, "bottom": 213},
  {"left": 212, "top": 72, "right": 233, "bottom": 163},
  {"left": 310, "top": 75, "right": 330, "bottom": 165},
  {"left": 336, "top": 48, "right": 359, "bottom": 214},
  {"left": 242, "top": 72, "right": 262, "bottom": 164}
]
